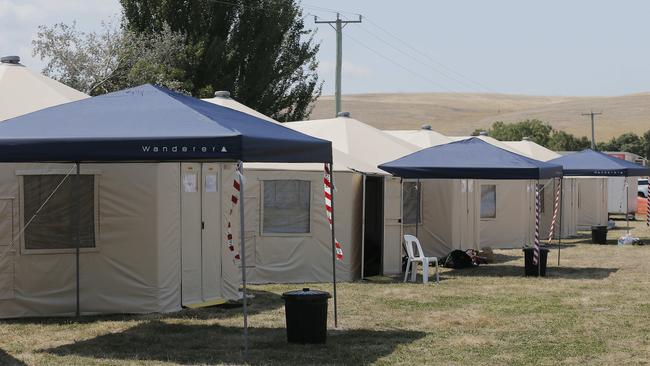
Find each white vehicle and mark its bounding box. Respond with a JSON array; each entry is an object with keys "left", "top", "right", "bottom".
[{"left": 639, "top": 178, "right": 648, "bottom": 198}]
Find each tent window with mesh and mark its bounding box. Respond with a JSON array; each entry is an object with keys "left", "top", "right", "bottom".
[
  {"left": 262, "top": 180, "right": 310, "bottom": 234},
  {"left": 402, "top": 181, "right": 422, "bottom": 225},
  {"left": 23, "top": 175, "right": 95, "bottom": 250},
  {"left": 480, "top": 184, "right": 497, "bottom": 219}
]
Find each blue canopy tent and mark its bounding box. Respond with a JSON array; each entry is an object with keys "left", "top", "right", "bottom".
[
  {"left": 379, "top": 138, "right": 563, "bottom": 180},
  {"left": 0, "top": 84, "right": 335, "bottom": 351},
  {"left": 379, "top": 138, "right": 564, "bottom": 275},
  {"left": 549, "top": 149, "right": 650, "bottom": 235},
  {"left": 548, "top": 149, "right": 650, "bottom": 177}
]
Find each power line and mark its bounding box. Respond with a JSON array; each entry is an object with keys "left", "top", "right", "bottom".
[
  {"left": 363, "top": 16, "right": 498, "bottom": 93},
  {"left": 302, "top": 2, "right": 362, "bottom": 16},
  {"left": 353, "top": 23, "right": 480, "bottom": 92},
  {"left": 343, "top": 32, "right": 458, "bottom": 93}
]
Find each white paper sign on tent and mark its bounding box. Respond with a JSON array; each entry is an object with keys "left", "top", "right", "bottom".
[
  {"left": 183, "top": 173, "right": 197, "bottom": 192},
  {"left": 204, "top": 174, "right": 218, "bottom": 192}
]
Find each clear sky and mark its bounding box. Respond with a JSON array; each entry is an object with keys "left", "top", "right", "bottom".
[{"left": 2, "top": 0, "right": 649, "bottom": 96}]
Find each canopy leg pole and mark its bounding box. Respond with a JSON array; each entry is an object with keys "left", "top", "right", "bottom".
[
  {"left": 329, "top": 162, "right": 338, "bottom": 328},
  {"left": 536, "top": 180, "right": 541, "bottom": 278},
  {"left": 75, "top": 162, "right": 81, "bottom": 317},
  {"left": 415, "top": 179, "right": 420, "bottom": 238},
  {"left": 626, "top": 179, "right": 630, "bottom": 235},
  {"left": 360, "top": 175, "right": 366, "bottom": 280},
  {"left": 238, "top": 162, "right": 248, "bottom": 357},
  {"left": 400, "top": 179, "right": 404, "bottom": 274},
  {"left": 558, "top": 178, "right": 564, "bottom": 266}
]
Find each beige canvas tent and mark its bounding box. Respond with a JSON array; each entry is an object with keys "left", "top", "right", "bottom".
[
  {"left": 0, "top": 162, "right": 242, "bottom": 318},
  {"left": 381, "top": 131, "right": 539, "bottom": 256},
  {"left": 203, "top": 95, "right": 386, "bottom": 282},
  {"left": 0, "top": 83, "right": 333, "bottom": 319},
  {"left": 605, "top": 152, "right": 644, "bottom": 217},
  {"left": 241, "top": 114, "right": 421, "bottom": 281},
  {"left": 0, "top": 56, "right": 88, "bottom": 121}
]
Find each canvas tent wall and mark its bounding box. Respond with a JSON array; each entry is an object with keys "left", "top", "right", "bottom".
[
  {"left": 0, "top": 162, "right": 243, "bottom": 318},
  {"left": 204, "top": 94, "right": 370, "bottom": 283},
  {"left": 440, "top": 136, "right": 540, "bottom": 251},
  {"left": 0, "top": 56, "right": 88, "bottom": 121},
  {"left": 245, "top": 115, "right": 420, "bottom": 279},
  {"left": 502, "top": 140, "right": 578, "bottom": 239},
  {"left": 605, "top": 153, "right": 644, "bottom": 215},
  {"left": 0, "top": 84, "right": 332, "bottom": 318}
]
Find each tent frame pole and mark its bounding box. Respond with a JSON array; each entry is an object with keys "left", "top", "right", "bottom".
[
  {"left": 75, "top": 162, "right": 81, "bottom": 317},
  {"left": 558, "top": 177, "right": 563, "bottom": 266},
  {"left": 238, "top": 162, "right": 248, "bottom": 357},
  {"left": 536, "top": 180, "right": 541, "bottom": 277},
  {"left": 399, "top": 178, "right": 404, "bottom": 273},
  {"left": 329, "top": 162, "right": 338, "bottom": 328},
  {"left": 360, "top": 174, "right": 366, "bottom": 280},
  {"left": 415, "top": 179, "right": 420, "bottom": 238},
  {"left": 626, "top": 178, "right": 630, "bottom": 235}
]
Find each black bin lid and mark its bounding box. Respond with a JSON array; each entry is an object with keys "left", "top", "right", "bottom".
[{"left": 282, "top": 288, "right": 331, "bottom": 300}]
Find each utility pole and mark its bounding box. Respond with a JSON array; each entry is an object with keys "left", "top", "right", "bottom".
[
  {"left": 582, "top": 111, "right": 602, "bottom": 149},
  {"left": 315, "top": 13, "right": 362, "bottom": 116}
]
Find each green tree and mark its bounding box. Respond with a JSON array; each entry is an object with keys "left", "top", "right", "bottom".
[
  {"left": 121, "top": 0, "right": 322, "bottom": 121},
  {"left": 597, "top": 132, "right": 645, "bottom": 156},
  {"left": 643, "top": 130, "right": 650, "bottom": 159},
  {"left": 547, "top": 130, "right": 591, "bottom": 151},
  {"left": 33, "top": 22, "right": 192, "bottom": 95},
  {"left": 486, "top": 119, "right": 553, "bottom": 146}
]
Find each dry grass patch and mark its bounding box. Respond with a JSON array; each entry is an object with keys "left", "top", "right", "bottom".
[{"left": 1, "top": 217, "right": 650, "bottom": 365}]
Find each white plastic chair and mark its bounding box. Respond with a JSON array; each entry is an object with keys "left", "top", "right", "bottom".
[{"left": 403, "top": 235, "right": 439, "bottom": 284}]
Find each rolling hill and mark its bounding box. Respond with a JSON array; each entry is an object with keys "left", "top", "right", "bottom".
[{"left": 309, "top": 92, "right": 650, "bottom": 140}]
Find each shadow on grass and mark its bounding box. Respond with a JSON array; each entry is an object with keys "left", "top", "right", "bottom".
[
  {"left": 490, "top": 252, "right": 521, "bottom": 264},
  {"left": 43, "top": 321, "right": 425, "bottom": 365},
  {"left": 443, "top": 264, "right": 618, "bottom": 280},
  {"left": 0, "top": 349, "right": 26, "bottom": 366},
  {"left": 1, "top": 289, "right": 283, "bottom": 326}
]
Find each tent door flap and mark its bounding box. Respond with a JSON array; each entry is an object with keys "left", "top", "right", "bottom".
[{"left": 181, "top": 163, "right": 223, "bottom": 306}]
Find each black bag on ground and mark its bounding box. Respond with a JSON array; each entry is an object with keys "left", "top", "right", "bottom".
[{"left": 439, "top": 250, "right": 475, "bottom": 269}]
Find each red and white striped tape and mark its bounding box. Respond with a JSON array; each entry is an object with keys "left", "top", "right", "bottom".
[
  {"left": 324, "top": 164, "right": 344, "bottom": 261},
  {"left": 647, "top": 176, "right": 649, "bottom": 226},
  {"left": 226, "top": 169, "right": 242, "bottom": 262},
  {"left": 547, "top": 179, "right": 562, "bottom": 243},
  {"left": 533, "top": 186, "right": 541, "bottom": 266}
]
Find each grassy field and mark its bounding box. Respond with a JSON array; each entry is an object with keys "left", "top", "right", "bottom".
[
  {"left": 1, "top": 217, "right": 650, "bottom": 365},
  {"left": 310, "top": 92, "right": 650, "bottom": 140}
]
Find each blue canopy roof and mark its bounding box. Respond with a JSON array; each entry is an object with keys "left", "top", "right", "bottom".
[
  {"left": 0, "top": 84, "right": 331, "bottom": 163},
  {"left": 548, "top": 149, "right": 650, "bottom": 177},
  {"left": 379, "top": 138, "right": 563, "bottom": 180}
]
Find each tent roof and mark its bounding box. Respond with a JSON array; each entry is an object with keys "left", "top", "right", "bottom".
[
  {"left": 202, "top": 94, "right": 376, "bottom": 173},
  {"left": 449, "top": 135, "right": 524, "bottom": 154},
  {"left": 502, "top": 140, "right": 561, "bottom": 161},
  {"left": 0, "top": 59, "right": 88, "bottom": 121},
  {"left": 548, "top": 149, "right": 650, "bottom": 177},
  {"left": 0, "top": 84, "right": 331, "bottom": 163},
  {"left": 384, "top": 129, "right": 452, "bottom": 148},
  {"left": 202, "top": 94, "right": 276, "bottom": 123},
  {"left": 379, "top": 137, "right": 564, "bottom": 180},
  {"left": 283, "top": 116, "right": 419, "bottom": 174}
]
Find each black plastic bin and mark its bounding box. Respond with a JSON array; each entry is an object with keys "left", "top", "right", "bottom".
[
  {"left": 591, "top": 225, "right": 608, "bottom": 244},
  {"left": 281, "top": 288, "right": 331, "bottom": 344},
  {"left": 522, "top": 247, "right": 549, "bottom": 277}
]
